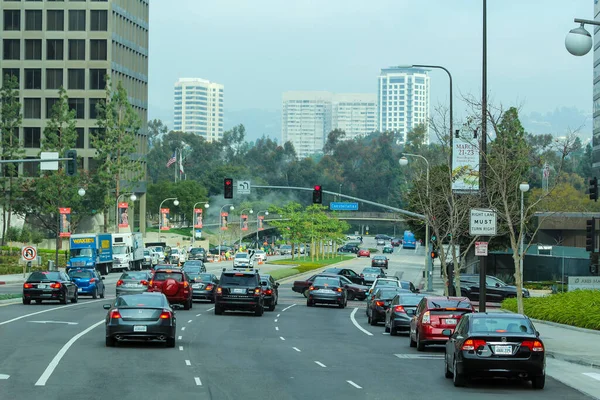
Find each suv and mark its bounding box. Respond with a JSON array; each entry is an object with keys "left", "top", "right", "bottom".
[
  {"left": 148, "top": 269, "right": 193, "bottom": 310},
  {"left": 215, "top": 269, "right": 264, "bottom": 316},
  {"left": 233, "top": 252, "right": 254, "bottom": 269},
  {"left": 460, "top": 274, "right": 530, "bottom": 302},
  {"left": 188, "top": 247, "right": 207, "bottom": 262}
]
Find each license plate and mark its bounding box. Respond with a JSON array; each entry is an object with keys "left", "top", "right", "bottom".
[
  {"left": 316, "top": 289, "right": 332, "bottom": 293},
  {"left": 445, "top": 318, "right": 457, "bottom": 325},
  {"left": 192, "top": 284, "right": 203, "bottom": 289},
  {"left": 124, "top": 284, "right": 137, "bottom": 288},
  {"left": 232, "top": 288, "right": 246, "bottom": 294},
  {"left": 78, "top": 288, "right": 83, "bottom": 292},
  {"left": 133, "top": 326, "right": 147, "bottom": 332},
  {"left": 494, "top": 345, "right": 512, "bottom": 355},
  {"left": 38, "top": 284, "right": 48, "bottom": 289}
]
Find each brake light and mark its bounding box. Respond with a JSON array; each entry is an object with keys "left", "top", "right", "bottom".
[
  {"left": 336, "top": 287, "right": 343, "bottom": 293},
  {"left": 216, "top": 287, "right": 222, "bottom": 294},
  {"left": 183, "top": 281, "right": 189, "bottom": 288},
  {"left": 522, "top": 340, "right": 544, "bottom": 352},
  {"left": 394, "top": 305, "right": 406, "bottom": 313},
  {"left": 159, "top": 310, "right": 171, "bottom": 319},
  {"left": 50, "top": 283, "right": 61, "bottom": 289},
  {"left": 110, "top": 309, "right": 121, "bottom": 319},
  {"left": 462, "top": 339, "right": 487, "bottom": 351},
  {"left": 422, "top": 311, "right": 431, "bottom": 324},
  {"left": 23, "top": 283, "right": 33, "bottom": 289},
  {"left": 89, "top": 278, "right": 96, "bottom": 283},
  {"left": 375, "top": 300, "right": 385, "bottom": 307},
  {"left": 140, "top": 280, "right": 148, "bottom": 286},
  {"left": 309, "top": 286, "right": 315, "bottom": 291},
  {"left": 116, "top": 280, "right": 124, "bottom": 286},
  {"left": 264, "top": 289, "right": 272, "bottom": 295},
  {"left": 205, "top": 284, "right": 213, "bottom": 291}
]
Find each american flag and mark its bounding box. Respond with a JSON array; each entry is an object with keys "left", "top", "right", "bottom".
[{"left": 166, "top": 151, "right": 176, "bottom": 167}]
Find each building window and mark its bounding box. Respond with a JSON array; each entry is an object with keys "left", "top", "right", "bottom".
[
  {"left": 3, "top": 10, "right": 20, "bottom": 31},
  {"left": 2, "top": 68, "right": 19, "bottom": 85},
  {"left": 25, "top": 39, "right": 42, "bottom": 60},
  {"left": 46, "top": 69, "right": 63, "bottom": 90},
  {"left": 25, "top": 10, "right": 42, "bottom": 30},
  {"left": 89, "top": 98, "right": 103, "bottom": 119},
  {"left": 89, "top": 69, "right": 106, "bottom": 90},
  {"left": 90, "top": 39, "right": 107, "bottom": 60},
  {"left": 68, "top": 10, "right": 86, "bottom": 31},
  {"left": 24, "top": 127, "right": 41, "bottom": 148},
  {"left": 46, "top": 98, "right": 59, "bottom": 118},
  {"left": 68, "top": 69, "right": 85, "bottom": 90},
  {"left": 90, "top": 10, "right": 107, "bottom": 31},
  {"left": 68, "top": 98, "right": 84, "bottom": 119},
  {"left": 24, "top": 98, "right": 41, "bottom": 119},
  {"left": 3, "top": 39, "right": 20, "bottom": 60},
  {"left": 75, "top": 128, "right": 84, "bottom": 149},
  {"left": 47, "top": 10, "right": 64, "bottom": 31},
  {"left": 68, "top": 39, "right": 85, "bottom": 60},
  {"left": 24, "top": 69, "right": 41, "bottom": 89},
  {"left": 46, "top": 39, "right": 64, "bottom": 60}
]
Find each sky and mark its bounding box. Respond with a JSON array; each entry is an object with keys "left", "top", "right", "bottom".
[{"left": 148, "top": 0, "right": 594, "bottom": 141}]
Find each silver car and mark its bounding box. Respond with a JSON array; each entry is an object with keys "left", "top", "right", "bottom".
[
  {"left": 116, "top": 271, "right": 152, "bottom": 296},
  {"left": 361, "top": 267, "right": 386, "bottom": 285}
]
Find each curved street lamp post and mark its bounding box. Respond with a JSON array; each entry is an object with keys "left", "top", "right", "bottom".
[
  {"left": 256, "top": 211, "right": 269, "bottom": 249},
  {"left": 158, "top": 198, "right": 179, "bottom": 241},
  {"left": 191, "top": 201, "right": 209, "bottom": 244},
  {"left": 219, "top": 204, "right": 234, "bottom": 257}
]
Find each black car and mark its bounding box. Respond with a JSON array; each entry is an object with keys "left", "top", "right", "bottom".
[
  {"left": 260, "top": 274, "right": 279, "bottom": 311},
  {"left": 367, "top": 287, "right": 412, "bottom": 325},
  {"left": 187, "top": 247, "right": 208, "bottom": 262},
  {"left": 337, "top": 244, "right": 359, "bottom": 254},
  {"left": 371, "top": 255, "right": 389, "bottom": 269},
  {"left": 385, "top": 293, "right": 426, "bottom": 335},
  {"left": 306, "top": 276, "right": 347, "bottom": 308},
  {"left": 188, "top": 273, "right": 218, "bottom": 302},
  {"left": 444, "top": 312, "right": 545, "bottom": 389},
  {"left": 460, "top": 275, "right": 530, "bottom": 302},
  {"left": 399, "top": 280, "right": 419, "bottom": 293},
  {"left": 103, "top": 292, "right": 177, "bottom": 347},
  {"left": 183, "top": 260, "right": 206, "bottom": 273},
  {"left": 215, "top": 269, "right": 264, "bottom": 316},
  {"left": 23, "top": 271, "right": 78, "bottom": 304},
  {"left": 322, "top": 267, "right": 364, "bottom": 285},
  {"left": 375, "top": 234, "right": 393, "bottom": 241}
]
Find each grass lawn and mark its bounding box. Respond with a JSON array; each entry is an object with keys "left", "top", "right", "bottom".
[
  {"left": 0, "top": 293, "right": 22, "bottom": 300},
  {"left": 267, "top": 255, "right": 353, "bottom": 280}
]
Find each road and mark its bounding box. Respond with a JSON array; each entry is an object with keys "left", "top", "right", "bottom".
[{"left": 0, "top": 238, "right": 595, "bottom": 399}]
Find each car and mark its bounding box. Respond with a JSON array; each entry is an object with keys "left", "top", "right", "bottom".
[
  {"left": 151, "top": 246, "right": 166, "bottom": 261},
  {"left": 23, "top": 271, "right": 78, "bottom": 305},
  {"left": 443, "top": 312, "right": 545, "bottom": 389},
  {"left": 376, "top": 238, "right": 386, "bottom": 246},
  {"left": 382, "top": 245, "right": 394, "bottom": 254},
  {"left": 68, "top": 268, "right": 106, "bottom": 299},
  {"left": 390, "top": 238, "right": 402, "bottom": 247},
  {"left": 183, "top": 260, "right": 206, "bottom": 273},
  {"left": 168, "top": 248, "right": 184, "bottom": 265},
  {"left": 460, "top": 274, "right": 530, "bottom": 302},
  {"left": 279, "top": 245, "right": 292, "bottom": 255},
  {"left": 103, "top": 292, "right": 177, "bottom": 347},
  {"left": 409, "top": 296, "right": 474, "bottom": 351},
  {"left": 357, "top": 249, "right": 370, "bottom": 258},
  {"left": 367, "top": 277, "right": 401, "bottom": 296},
  {"left": 142, "top": 249, "right": 158, "bottom": 269},
  {"left": 371, "top": 255, "right": 389, "bottom": 269},
  {"left": 116, "top": 271, "right": 153, "bottom": 296},
  {"left": 254, "top": 250, "right": 268, "bottom": 263},
  {"left": 306, "top": 276, "right": 347, "bottom": 308},
  {"left": 233, "top": 252, "right": 254, "bottom": 268},
  {"left": 385, "top": 293, "right": 426, "bottom": 335},
  {"left": 360, "top": 267, "right": 386, "bottom": 285},
  {"left": 187, "top": 247, "right": 208, "bottom": 262},
  {"left": 188, "top": 273, "right": 218, "bottom": 303},
  {"left": 322, "top": 267, "right": 364, "bottom": 285},
  {"left": 399, "top": 280, "right": 419, "bottom": 293},
  {"left": 338, "top": 244, "right": 359, "bottom": 253},
  {"left": 346, "top": 234, "right": 360, "bottom": 240},
  {"left": 292, "top": 273, "right": 368, "bottom": 300},
  {"left": 209, "top": 245, "right": 234, "bottom": 255},
  {"left": 375, "top": 234, "right": 393, "bottom": 240},
  {"left": 148, "top": 268, "right": 193, "bottom": 310},
  {"left": 366, "top": 287, "right": 413, "bottom": 325},
  {"left": 260, "top": 274, "right": 279, "bottom": 311},
  {"left": 215, "top": 269, "right": 264, "bottom": 316}
]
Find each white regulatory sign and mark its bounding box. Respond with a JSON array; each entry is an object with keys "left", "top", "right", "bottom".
[
  {"left": 475, "top": 242, "right": 488, "bottom": 256},
  {"left": 21, "top": 246, "right": 37, "bottom": 261},
  {"left": 470, "top": 209, "right": 497, "bottom": 236},
  {"left": 40, "top": 152, "right": 59, "bottom": 171},
  {"left": 237, "top": 180, "right": 251, "bottom": 195}
]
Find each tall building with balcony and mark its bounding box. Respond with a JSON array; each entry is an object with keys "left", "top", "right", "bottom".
[
  {"left": 331, "top": 93, "right": 377, "bottom": 140},
  {"left": 173, "top": 78, "right": 224, "bottom": 141},
  {"left": 0, "top": 0, "right": 149, "bottom": 232},
  {"left": 377, "top": 67, "right": 430, "bottom": 144}
]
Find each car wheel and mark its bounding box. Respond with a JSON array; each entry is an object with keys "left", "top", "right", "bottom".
[
  {"left": 255, "top": 305, "right": 264, "bottom": 316},
  {"left": 370, "top": 314, "right": 377, "bottom": 326},
  {"left": 409, "top": 331, "right": 416, "bottom": 347},
  {"left": 71, "top": 291, "right": 78, "bottom": 303},
  {"left": 100, "top": 288, "right": 105, "bottom": 299},
  {"left": 531, "top": 374, "right": 545, "bottom": 389},
  {"left": 347, "top": 291, "right": 355, "bottom": 301},
  {"left": 416, "top": 331, "right": 425, "bottom": 351},
  {"left": 214, "top": 306, "right": 223, "bottom": 315},
  {"left": 166, "top": 337, "right": 176, "bottom": 348},
  {"left": 60, "top": 292, "right": 68, "bottom": 304},
  {"left": 453, "top": 358, "right": 466, "bottom": 387},
  {"left": 23, "top": 298, "right": 31, "bottom": 305},
  {"left": 189, "top": 298, "right": 193, "bottom": 309},
  {"left": 183, "top": 299, "right": 190, "bottom": 310},
  {"left": 338, "top": 301, "right": 345, "bottom": 309},
  {"left": 445, "top": 354, "right": 453, "bottom": 379},
  {"left": 92, "top": 288, "right": 98, "bottom": 299},
  {"left": 105, "top": 336, "right": 116, "bottom": 347},
  {"left": 268, "top": 302, "right": 276, "bottom": 312},
  {"left": 390, "top": 327, "right": 398, "bottom": 336}
]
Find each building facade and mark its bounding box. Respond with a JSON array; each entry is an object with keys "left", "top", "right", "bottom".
[
  {"left": 0, "top": 0, "right": 149, "bottom": 232},
  {"left": 594, "top": 1, "right": 600, "bottom": 177},
  {"left": 331, "top": 93, "right": 377, "bottom": 141},
  {"left": 173, "top": 77, "right": 224, "bottom": 142},
  {"left": 377, "top": 67, "right": 430, "bottom": 144}
]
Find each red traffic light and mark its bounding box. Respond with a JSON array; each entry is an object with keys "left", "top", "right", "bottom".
[
  {"left": 225, "top": 179, "right": 232, "bottom": 186},
  {"left": 314, "top": 185, "right": 321, "bottom": 190}
]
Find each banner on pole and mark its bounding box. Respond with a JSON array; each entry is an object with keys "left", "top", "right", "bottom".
[
  {"left": 258, "top": 215, "right": 264, "bottom": 231},
  {"left": 118, "top": 202, "right": 129, "bottom": 228},
  {"left": 160, "top": 208, "right": 170, "bottom": 231},
  {"left": 241, "top": 214, "right": 248, "bottom": 231},
  {"left": 221, "top": 212, "right": 228, "bottom": 230},
  {"left": 59, "top": 208, "right": 71, "bottom": 238},
  {"left": 194, "top": 208, "right": 203, "bottom": 228},
  {"left": 451, "top": 136, "right": 480, "bottom": 192}
]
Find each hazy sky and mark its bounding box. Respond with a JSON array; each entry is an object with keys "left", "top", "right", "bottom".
[{"left": 148, "top": 0, "right": 593, "bottom": 133}]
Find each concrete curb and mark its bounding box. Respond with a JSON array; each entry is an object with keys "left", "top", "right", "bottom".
[
  {"left": 0, "top": 297, "right": 21, "bottom": 305},
  {"left": 546, "top": 352, "right": 600, "bottom": 370}
]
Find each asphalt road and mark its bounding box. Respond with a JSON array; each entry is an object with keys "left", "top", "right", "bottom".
[{"left": 0, "top": 239, "right": 594, "bottom": 399}]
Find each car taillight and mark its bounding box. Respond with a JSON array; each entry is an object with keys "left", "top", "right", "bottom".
[
  {"left": 462, "top": 339, "right": 487, "bottom": 351},
  {"left": 110, "top": 309, "right": 122, "bottom": 319},
  {"left": 375, "top": 300, "right": 385, "bottom": 307},
  {"left": 422, "top": 311, "right": 431, "bottom": 324},
  {"left": 89, "top": 278, "right": 96, "bottom": 283},
  {"left": 309, "top": 286, "right": 315, "bottom": 291},
  {"left": 159, "top": 310, "right": 171, "bottom": 319},
  {"left": 216, "top": 287, "right": 222, "bottom": 294},
  {"left": 140, "top": 280, "right": 148, "bottom": 286},
  {"left": 264, "top": 289, "right": 272, "bottom": 295},
  {"left": 23, "top": 283, "right": 33, "bottom": 289},
  {"left": 205, "top": 285, "right": 213, "bottom": 291},
  {"left": 394, "top": 305, "right": 406, "bottom": 313},
  {"left": 522, "top": 340, "right": 544, "bottom": 352},
  {"left": 183, "top": 281, "right": 189, "bottom": 288},
  {"left": 50, "top": 283, "right": 61, "bottom": 289},
  {"left": 116, "top": 280, "right": 124, "bottom": 286},
  {"left": 148, "top": 280, "right": 153, "bottom": 286},
  {"left": 336, "top": 287, "right": 343, "bottom": 293}
]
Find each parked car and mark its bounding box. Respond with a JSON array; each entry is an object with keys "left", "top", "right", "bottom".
[
  {"left": 460, "top": 274, "right": 530, "bottom": 302},
  {"left": 338, "top": 244, "right": 359, "bottom": 254},
  {"left": 148, "top": 268, "right": 193, "bottom": 310},
  {"left": 357, "top": 249, "right": 371, "bottom": 258},
  {"left": 371, "top": 255, "right": 388, "bottom": 269},
  {"left": 279, "top": 245, "right": 293, "bottom": 255},
  {"left": 68, "top": 268, "right": 106, "bottom": 299}
]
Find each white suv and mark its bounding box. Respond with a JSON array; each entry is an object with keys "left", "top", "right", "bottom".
[{"left": 233, "top": 252, "right": 254, "bottom": 269}]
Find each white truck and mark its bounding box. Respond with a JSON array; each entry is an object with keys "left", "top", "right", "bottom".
[{"left": 112, "top": 232, "right": 144, "bottom": 271}]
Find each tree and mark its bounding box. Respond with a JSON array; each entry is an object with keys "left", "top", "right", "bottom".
[
  {"left": 93, "top": 79, "right": 143, "bottom": 232},
  {"left": 148, "top": 119, "right": 168, "bottom": 148},
  {"left": 0, "top": 74, "right": 23, "bottom": 245}
]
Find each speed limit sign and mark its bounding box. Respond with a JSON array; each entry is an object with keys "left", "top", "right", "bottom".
[{"left": 21, "top": 246, "right": 37, "bottom": 261}]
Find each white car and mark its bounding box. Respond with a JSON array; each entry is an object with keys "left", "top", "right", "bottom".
[
  {"left": 233, "top": 252, "right": 254, "bottom": 268},
  {"left": 254, "top": 250, "right": 267, "bottom": 263},
  {"left": 153, "top": 246, "right": 165, "bottom": 261},
  {"left": 368, "top": 277, "right": 401, "bottom": 294},
  {"left": 347, "top": 234, "right": 360, "bottom": 240}
]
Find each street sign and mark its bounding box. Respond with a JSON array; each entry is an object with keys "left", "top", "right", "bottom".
[
  {"left": 475, "top": 242, "right": 488, "bottom": 256},
  {"left": 470, "top": 209, "right": 497, "bottom": 236},
  {"left": 21, "top": 246, "right": 37, "bottom": 261},
  {"left": 568, "top": 276, "right": 600, "bottom": 292},
  {"left": 40, "top": 152, "right": 59, "bottom": 171},
  {"left": 238, "top": 180, "right": 251, "bottom": 194},
  {"left": 329, "top": 202, "right": 359, "bottom": 211}
]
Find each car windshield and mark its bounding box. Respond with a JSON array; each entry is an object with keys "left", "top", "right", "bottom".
[
  {"left": 471, "top": 317, "right": 535, "bottom": 334},
  {"left": 144, "top": 251, "right": 150, "bottom": 256},
  {"left": 28, "top": 271, "right": 61, "bottom": 281},
  {"left": 184, "top": 266, "right": 202, "bottom": 273},
  {"left": 428, "top": 299, "right": 472, "bottom": 310},
  {"left": 190, "top": 248, "right": 204, "bottom": 254},
  {"left": 115, "top": 294, "right": 164, "bottom": 308},
  {"left": 362, "top": 268, "right": 380, "bottom": 273},
  {"left": 235, "top": 253, "right": 249, "bottom": 259},
  {"left": 121, "top": 272, "right": 149, "bottom": 280},
  {"left": 154, "top": 247, "right": 163, "bottom": 253},
  {"left": 220, "top": 273, "right": 257, "bottom": 286},
  {"left": 400, "top": 281, "right": 411, "bottom": 290},
  {"left": 375, "top": 280, "right": 399, "bottom": 287},
  {"left": 71, "top": 248, "right": 93, "bottom": 257},
  {"left": 373, "top": 256, "right": 386, "bottom": 260},
  {"left": 68, "top": 270, "right": 93, "bottom": 279},
  {"left": 153, "top": 272, "right": 184, "bottom": 282},
  {"left": 378, "top": 289, "right": 404, "bottom": 299},
  {"left": 313, "top": 277, "right": 340, "bottom": 287},
  {"left": 398, "top": 295, "right": 424, "bottom": 306},
  {"left": 113, "top": 246, "right": 127, "bottom": 255}
]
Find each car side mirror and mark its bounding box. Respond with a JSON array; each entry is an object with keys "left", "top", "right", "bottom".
[
  {"left": 536, "top": 330, "right": 540, "bottom": 337},
  {"left": 101, "top": 277, "right": 105, "bottom": 280},
  {"left": 103, "top": 304, "right": 111, "bottom": 310},
  {"left": 441, "top": 329, "right": 452, "bottom": 337},
  {"left": 495, "top": 283, "right": 500, "bottom": 287},
  {"left": 172, "top": 304, "right": 183, "bottom": 310},
  {"left": 276, "top": 282, "right": 280, "bottom": 287}
]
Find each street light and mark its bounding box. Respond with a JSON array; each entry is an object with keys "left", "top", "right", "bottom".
[
  {"left": 399, "top": 153, "right": 432, "bottom": 292},
  {"left": 239, "top": 208, "right": 254, "bottom": 248},
  {"left": 519, "top": 182, "right": 530, "bottom": 279},
  {"left": 158, "top": 197, "right": 179, "bottom": 241},
  {"left": 256, "top": 210, "right": 269, "bottom": 249},
  {"left": 191, "top": 201, "right": 209, "bottom": 244},
  {"left": 115, "top": 193, "right": 137, "bottom": 233},
  {"left": 219, "top": 204, "right": 234, "bottom": 257},
  {"left": 565, "top": 19, "right": 599, "bottom": 56},
  {"left": 78, "top": 188, "right": 86, "bottom": 197}
]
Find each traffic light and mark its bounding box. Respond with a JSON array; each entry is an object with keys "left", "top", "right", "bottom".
[
  {"left": 312, "top": 185, "right": 322, "bottom": 204},
  {"left": 586, "top": 218, "right": 596, "bottom": 252},
  {"left": 590, "top": 177, "right": 598, "bottom": 202},
  {"left": 431, "top": 235, "right": 437, "bottom": 243},
  {"left": 65, "top": 149, "right": 77, "bottom": 176},
  {"left": 430, "top": 250, "right": 438, "bottom": 259},
  {"left": 224, "top": 178, "right": 233, "bottom": 199},
  {"left": 591, "top": 253, "right": 599, "bottom": 275}
]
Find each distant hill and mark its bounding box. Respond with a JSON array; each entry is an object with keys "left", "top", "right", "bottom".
[{"left": 520, "top": 106, "right": 592, "bottom": 141}]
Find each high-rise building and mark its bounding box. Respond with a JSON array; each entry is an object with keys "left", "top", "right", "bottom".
[
  {"left": 594, "top": 2, "right": 600, "bottom": 177},
  {"left": 377, "top": 67, "right": 430, "bottom": 143},
  {"left": 173, "top": 78, "right": 224, "bottom": 141},
  {"left": 331, "top": 93, "right": 377, "bottom": 140},
  {"left": 0, "top": 0, "right": 149, "bottom": 232}
]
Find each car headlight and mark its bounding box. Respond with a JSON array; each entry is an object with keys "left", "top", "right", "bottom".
[{"left": 86, "top": 261, "right": 94, "bottom": 266}]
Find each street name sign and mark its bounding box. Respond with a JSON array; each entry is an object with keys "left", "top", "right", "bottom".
[
  {"left": 470, "top": 209, "right": 497, "bottom": 236},
  {"left": 330, "top": 202, "right": 359, "bottom": 211}
]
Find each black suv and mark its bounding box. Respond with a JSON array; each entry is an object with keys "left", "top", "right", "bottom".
[
  {"left": 460, "top": 274, "right": 530, "bottom": 302},
  {"left": 338, "top": 244, "right": 359, "bottom": 254},
  {"left": 215, "top": 269, "right": 265, "bottom": 316},
  {"left": 188, "top": 247, "right": 207, "bottom": 262},
  {"left": 260, "top": 274, "right": 279, "bottom": 311}
]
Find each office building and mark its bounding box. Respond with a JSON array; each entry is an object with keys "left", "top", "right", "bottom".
[
  {"left": 377, "top": 67, "right": 430, "bottom": 144},
  {"left": 173, "top": 78, "right": 224, "bottom": 141},
  {"left": 331, "top": 93, "right": 377, "bottom": 140},
  {"left": 0, "top": 0, "right": 149, "bottom": 232}
]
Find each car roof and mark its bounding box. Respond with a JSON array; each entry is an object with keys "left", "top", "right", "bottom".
[
  {"left": 426, "top": 296, "right": 471, "bottom": 302},
  {"left": 324, "top": 268, "right": 342, "bottom": 272},
  {"left": 373, "top": 255, "right": 386, "bottom": 258},
  {"left": 222, "top": 269, "right": 258, "bottom": 275},
  {"left": 471, "top": 312, "right": 527, "bottom": 319}
]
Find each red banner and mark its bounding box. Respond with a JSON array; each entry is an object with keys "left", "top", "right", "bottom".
[
  {"left": 194, "top": 208, "right": 203, "bottom": 228},
  {"left": 59, "top": 208, "right": 71, "bottom": 238},
  {"left": 258, "top": 215, "right": 264, "bottom": 231},
  {"left": 221, "top": 212, "right": 228, "bottom": 230},
  {"left": 118, "top": 202, "right": 129, "bottom": 228},
  {"left": 160, "top": 208, "right": 170, "bottom": 231},
  {"left": 241, "top": 214, "right": 248, "bottom": 231}
]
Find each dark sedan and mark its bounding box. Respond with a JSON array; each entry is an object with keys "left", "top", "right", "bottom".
[
  {"left": 187, "top": 247, "right": 207, "bottom": 262},
  {"left": 444, "top": 312, "right": 545, "bottom": 389},
  {"left": 104, "top": 292, "right": 177, "bottom": 347},
  {"left": 460, "top": 274, "right": 530, "bottom": 302},
  {"left": 306, "top": 276, "right": 347, "bottom": 308},
  {"left": 23, "top": 271, "right": 78, "bottom": 304},
  {"left": 188, "top": 273, "right": 218, "bottom": 303},
  {"left": 293, "top": 273, "right": 368, "bottom": 300},
  {"left": 183, "top": 260, "right": 206, "bottom": 274},
  {"left": 385, "top": 293, "right": 426, "bottom": 335},
  {"left": 322, "top": 267, "right": 364, "bottom": 285},
  {"left": 371, "top": 255, "right": 389, "bottom": 269},
  {"left": 367, "top": 287, "right": 412, "bottom": 325},
  {"left": 260, "top": 274, "right": 279, "bottom": 311}
]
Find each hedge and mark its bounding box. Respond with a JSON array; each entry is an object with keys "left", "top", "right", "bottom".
[
  {"left": 501, "top": 290, "right": 600, "bottom": 330},
  {"left": 268, "top": 255, "right": 352, "bottom": 281},
  {"left": 1, "top": 246, "right": 69, "bottom": 274}
]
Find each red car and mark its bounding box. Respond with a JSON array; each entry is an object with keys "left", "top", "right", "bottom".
[
  {"left": 148, "top": 269, "right": 193, "bottom": 310},
  {"left": 357, "top": 249, "right": 370, "bottom": 258},
  {"left": 409, "top": 296, "right": 474, "bottom": 351}
]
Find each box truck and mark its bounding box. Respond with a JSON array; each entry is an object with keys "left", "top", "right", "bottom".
[
  {"left": 112, "top": 232, "right": 145, "bottom": 271},
  {"left": 67, "top": 233, "right": 113, "bottom": 275}
]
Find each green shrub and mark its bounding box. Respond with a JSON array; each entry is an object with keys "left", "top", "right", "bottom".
[{"left": 502, "top": 290, "right": 600, "bottom": 330}]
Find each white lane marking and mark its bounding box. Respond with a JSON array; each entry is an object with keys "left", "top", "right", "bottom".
[
  {"left": 179, "top": 346, "right": 184, "bottom": 351},
  {"left": 181, "top": 327, "right": 186, "bottom": 331},
  {"left": 178, "top": 336, "right": 182, "bottom": 340},
  {"left": 280, "top": 336, "right": 285, "bottom": 341},
  {"left": 35, "top": 320, "right": 104, "bottom": 386},
  {"left": 314, "top": 361, "right": 326, "bottom": 368},
  {"left": 194, "top": 377, "right": 202, "bottom": 386},
  {"left": 281, "top": 304, "right": 296, "bottom": 312},
  {"left": 207, "top": 307, "right": 215, "bottom": 311},
  {"left": 382, "top": 332, "right": 389, "bottom": 335},
  {"left": 29, "top": 321, "right": 78, "bottom": 325},
  {"left": 275, "top": 326, "right": 279, "bottom": 331},
  {"left": 196, "top": 313, "right": 202, "bottom": 317},
  {"left": 350, "top": 308, "right": 373, "bottom": 336},
  {"left": 187, "top": 319, "right": 193, "bottom": 323},
  {"left": 277, "top": 314, "right": 281, "bottom": 317},
  {"left": 274, "top": 319, "right": 278, "bottom": 322},
  {"left": 293, "top": 347, "right": 301, "bottom": 352},
  {"left": 0, "top": 298, "right": 112, "bottom": 326},
  {"left": 347, "top": 380, "right": 362, "bottom": 389},
  {"left": 0, "top": 374, "right": 9, "bottom": 380},
  {"left": 583, "top": 372, "right": 600, "bottom": 381},
  {"left": 185, "top": 360, "right": 191, "bottom": 366}
]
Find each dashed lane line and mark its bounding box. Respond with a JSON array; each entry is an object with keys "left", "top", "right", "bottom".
[
  {"left": 314, "top": 361, "right": 327, "bottom": 368},
  {"left": 583, "top": 372, "right": 600, "bottom": 381},
  {"left": 277, "top": 314, "right": 281, "bottom": 317},
  {"left": 280, "top": 336, "right": 285, "bottom": 341},
  {"left": 181, "top": 327, "right": 186, "bottom": 331},
  {"left": 178, "top": 336, "right": 182, "bottom": 340},
  {"left": 0, "top": 298, "right": 113, "bottom": 326},
  {"left": 194, "top": 377, "right": 202, "bottom": 386},
  {"left": 179, "top": 346, "right": 184, "bottom": 351},
  {"left": 185, "top": 360, "right": 191, "bottom": 366},
  {"left": 188, "top": 319, "right": 193, "bottom": 323},
  {"left": 281, "top": 304, "right": 296, "bottom": 312},
  {"left": 347, "top": 380, "right": 362, "bottom": 389},
  {"left": 293, "top": 347, "right": 301, "bottom": 352},
  {"left": 350, "top": 308, "right": 373, "bottom": 336},
  {"left": 196, "top": 313, "right": 202, "bottom": 317},
  {"left": 274, "top": 319, "right": 278, "bottom": 322},
  {"left": 275, "top": 327, "right": 279, "bottom": 331},
  {"left": 207, "top": 307, "right": 215, "bottom": 311},
  {"left": 0, "top": 374, "right": 9, "bottom": 380}
]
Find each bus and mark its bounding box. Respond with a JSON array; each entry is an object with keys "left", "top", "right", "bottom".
[{"left": 402, "top": 231, "right": 416, "bottom": 249}]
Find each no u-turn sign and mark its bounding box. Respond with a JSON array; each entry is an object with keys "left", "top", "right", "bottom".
[{"left": 21, "top": 246, "right": 37, "bottom": 261}]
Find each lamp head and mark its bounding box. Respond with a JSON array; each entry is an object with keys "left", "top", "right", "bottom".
[
  {"left": 204, "top": 203, "right": 210, "bottom": 209},
  {"left": 130, "top": 194, "right": 137, "bottom": 202},
  {"left": 230, "top": 205, "right": 235, "bottom": 211},
  {"left": 265, "top": 211, "right": 269, "bottom": 216},
  {"left": 173, "top": 199, "right": 179, "bottom": 206},
  {"left": 565, "top": 24, "right": 593, "bottom": 56},
  {"left": 78, "top": 188, "right": 86, "bottom": 197},
  {"left": 519, "top": 182, "right": 530, "bottom": 193},
  {"left": 399, "top": 157, "right": 409, "bottom": 166},
  {"left": 249, "top": 209, "right": 254, "bottom": 214}
]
